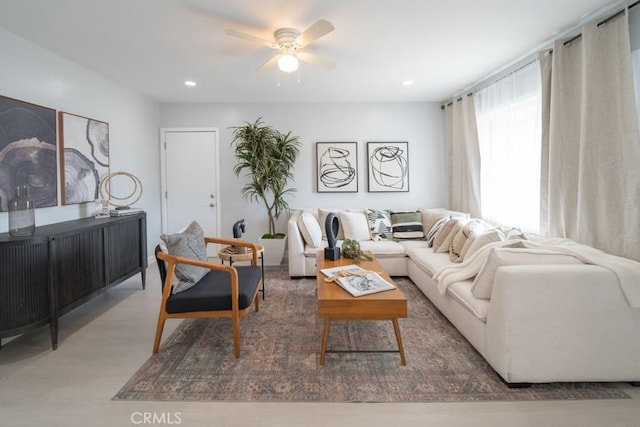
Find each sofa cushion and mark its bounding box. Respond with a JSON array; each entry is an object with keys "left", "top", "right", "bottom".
[
  {"left": 339, "top": 210, "right": 371, "bottom": 241},
  {"left": 419, "top": 208, "right": 470, "bottom": 230},
  {"left": 446, "top": 280, "right": 490, "bottom": 322},
  {"left": 419, "top": 208, "right": 451, "bottom": 235},
  {"left": 406, "top": 247, "right": 452, "bottom": 277},
  {"left": 390, "top": 211, "right": 424, "bottom": 240},
  {"left": 297, "top": 212, "right": 323, "bottom": 248},
  {"left": 366, "top": 208, "right": 393, "bottom": 241},
  {"left": 398, "top": 240, "right": 430, "bottom": 251},
  {"left": 160, "top": 220, "right": 208, "bottom": 294},
  {"left": 471, "top": 247, "right": 585, "bottom": 299},
  {"left": 359, "top": 240, "right": 406, "bottom": 257},
  {"left": 319, "top": 209, "right": 345, "bottom": 240},
  {"left": 303, "top": 241, "right": 330, "bottom": 256}
]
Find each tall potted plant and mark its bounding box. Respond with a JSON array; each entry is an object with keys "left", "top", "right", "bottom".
[{"left": 231, "top": 118, "right": 301, "bottom": 264}]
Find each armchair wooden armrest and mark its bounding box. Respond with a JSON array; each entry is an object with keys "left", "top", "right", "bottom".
[
  {"left": 153, "top": 242, "right": 262, "bottom": 358},
  {"left": 205, "top": 237, "right": 260, "bottom": 265}
]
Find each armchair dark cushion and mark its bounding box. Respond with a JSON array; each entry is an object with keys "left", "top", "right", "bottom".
[
  {"left": 152, "top": 235, "right": 262, "bottom": 359},
  {"left": 166, "top": 266, "right": 261, "bottom": 313}
]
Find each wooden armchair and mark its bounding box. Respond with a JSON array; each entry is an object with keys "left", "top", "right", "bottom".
[{"left": 154, "top": 236, "right": 262, "bottom": 358}]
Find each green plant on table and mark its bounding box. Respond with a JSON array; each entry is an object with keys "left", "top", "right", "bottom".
[{"left": 341, "top": 238, "right": 372, "bottom": 263}]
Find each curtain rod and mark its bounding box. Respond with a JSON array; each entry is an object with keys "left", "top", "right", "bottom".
[
  {"left": 441, "top": 0, "right": 640, "bottom": 110},
  {"left": 440, "top": 58, "right": 537, "bottom": 109},
  {"left": 561, "top": 0, "right": 640, "bottom": 47}
]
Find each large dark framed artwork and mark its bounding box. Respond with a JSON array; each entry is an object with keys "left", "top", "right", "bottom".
[
  {"left": 367, "top": 141, "right": 409, "bottom": 192},
  {"left": 59, "top": 112, "right": 110, "bottom": 205},
  {"left": 316, "top": 141, "right": 358, "bottom": 193},
  {"left": 0, "top": 95, "right": 58, "bottom": 211}
]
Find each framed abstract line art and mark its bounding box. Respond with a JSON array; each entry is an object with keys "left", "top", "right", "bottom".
[
  {"left": 367, "top": 142, "right": 409, "bottom": 192},
  {"left": 59, "top": 112, "right": 110, "bottom": 205},
  {"left": 0, "top": 95, "right": 58, "bottom": 211},
  {"left": 316, "top": 141, "right": 358, "bottom": 193}
]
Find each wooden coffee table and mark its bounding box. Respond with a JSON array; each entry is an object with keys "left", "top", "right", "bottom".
[{"left": 316, "top": 251, "right": 407, "bottom": 365}]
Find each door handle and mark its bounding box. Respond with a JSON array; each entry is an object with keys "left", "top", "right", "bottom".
[{"left": 210, "top": 202, "right": 215, "bottom": 207}]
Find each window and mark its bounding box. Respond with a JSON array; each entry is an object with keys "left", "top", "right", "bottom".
[{"left": 474, "top": 60, "right": 542, "bottom": 233}]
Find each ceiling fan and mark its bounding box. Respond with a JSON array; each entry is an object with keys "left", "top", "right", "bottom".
[{"left": 225, "top": 19, "right": 336, "bottom": 73}]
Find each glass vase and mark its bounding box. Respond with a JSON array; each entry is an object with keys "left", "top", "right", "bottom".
[{"left": 9, "top": 185, "right": 35, "bottom": 236}]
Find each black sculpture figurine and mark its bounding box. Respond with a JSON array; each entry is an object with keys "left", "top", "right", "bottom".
[
  {"left": 324, "top": 212, "right": 340, "bottom": 260},
  {"left": 232, "top": 219, "right": 246, "bottom": 253},
  {"left": 233, "top": 219, "right": 245, "bottom": 238}
]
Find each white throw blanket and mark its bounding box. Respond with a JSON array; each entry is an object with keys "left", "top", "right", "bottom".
[{"left": 433, "top": 238, "right": 640, "bottom": 308}]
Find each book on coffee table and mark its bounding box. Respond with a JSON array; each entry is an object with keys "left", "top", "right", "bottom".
[{"left": 320, "top": 265, "right": 396, "bottom": 297}]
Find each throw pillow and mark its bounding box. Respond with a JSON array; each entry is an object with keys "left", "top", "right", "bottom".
[
  {"left": 432, "top": 218, "right": 458, "bottom": 250},
  {"left": 339, "top": 210, "right": 371, "bottom": 241},
  {"left": 449, "top": 219, "right": 483, "bottom": 262},
  {"left": 390, "top": 211, "right": 424, "bottom": 240},
  {"left": 459, "top": 229, "right": 478, "bottom": 260},
  {"left": 471, "top": 247, "right": 585, "bottom": 299},
  {"left": 436, "top": 218, "right": 465, "bottom": 253},
  {"left": 366, "top": 208, "right": 393, "bottom": 241},
  {"left": 318, "top": 209, "right": 345, "bottom": 240},
  {"left": 463, "top": 229, "right": 505, "bottom": 260},
  {"left": 419, "top": 208, "right": 471, "bottom": 234},
  {"left": 297, "top": 212, "right": 323, "bottom": 248},
  {"left": 419, "top": 208, "right": 450, "bottom": 235},
  {"left": 160, "top": 220, "right": 208, "bottom": 294},
  {"left": 426, "top": 215, "right": 450, "bottom": 247}
]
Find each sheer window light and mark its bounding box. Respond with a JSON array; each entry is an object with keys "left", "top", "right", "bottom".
[{"left": 474, "top": 60, "right": 542, "bottom": 233}]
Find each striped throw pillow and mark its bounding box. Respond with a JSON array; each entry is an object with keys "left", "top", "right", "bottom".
[
  {"left": 426, "top": 215, "right": 450, "bottom": 247},
  {"left": 366, "top": 208, "right": 393, "bottom": 241},
  {"left": 390, "top": 211, "right": 424, "bottom": 240}
]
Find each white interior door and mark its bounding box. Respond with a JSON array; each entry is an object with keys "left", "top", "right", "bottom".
[{"left": 161, "top": 128, "right": 220, "bottom": 256}]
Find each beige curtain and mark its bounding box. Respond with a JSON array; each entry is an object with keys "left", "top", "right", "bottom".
[
  {"left": 540, "top": 12, "right": 640, "bottom": 260},
  {"left": 444, "top": 96, "right": 481, "bottom": 217}
]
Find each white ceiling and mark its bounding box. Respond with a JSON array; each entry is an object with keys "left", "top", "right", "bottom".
[{"left": 0, "top": 0, "right": 621, "bottom": 103}]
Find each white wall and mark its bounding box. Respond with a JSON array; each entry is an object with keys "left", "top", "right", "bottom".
[
  {"left": 0, "top": 28, "right": 161, "bottom": 253},
  {"left": 160, "top": 102, "right": 446, "bottom": 242},
  {"left": 0, "top": 27, "right": 448, "bottom": 249}
]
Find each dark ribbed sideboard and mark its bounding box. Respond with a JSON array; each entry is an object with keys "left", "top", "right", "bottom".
[{"left": 0, "top": 212, "right": 147, "bottom": 350}]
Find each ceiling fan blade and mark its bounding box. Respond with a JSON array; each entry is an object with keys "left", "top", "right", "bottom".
[
  {"left": 225, "top": 29, "right": 278, "bottom": 49},
  {"left": 296, "top": 19, "right": 335, "bottom": 47},
  {"left": 297, "top": 51, "right": 336, "bottom": 70},
  {"left": 256, "top": 54, "right": 280, "bottom": 71}
]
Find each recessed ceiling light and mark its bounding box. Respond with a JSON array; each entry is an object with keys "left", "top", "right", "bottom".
[
  {"left": 184, "top": 80, "right": 197, "bottom": 87},
  {"left": 402, "top": 80, "right": 414, "bottom": 86}
]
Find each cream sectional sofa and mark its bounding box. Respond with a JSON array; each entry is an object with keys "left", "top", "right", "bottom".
[{"left": 288, "top": 207, "right": 640, "bottom": 385}]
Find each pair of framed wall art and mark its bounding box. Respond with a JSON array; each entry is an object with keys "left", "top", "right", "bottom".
[
  {"left": 0, "top": 94, "right": 109, "bottom": 211},
  {"left": 316, "top": 141, "right": 409, "bottom": 193}
]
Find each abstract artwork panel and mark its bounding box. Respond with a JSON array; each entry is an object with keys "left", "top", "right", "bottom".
[
  {"left": 0, "top": 95, "right": 58, "bottom": 211},
  {"left": 59, "top": 112, "right": 109, "bottom": 205},
  {"left": 367, "top": 142, "right": 409, "bottom": 192},
  {"left": 316, "top": 142, "right": 358, "bottom": 193}
]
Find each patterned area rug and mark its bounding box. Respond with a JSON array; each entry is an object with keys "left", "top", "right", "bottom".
[{"left": 114, "top": 264, "right": 629, "bottom": 402}]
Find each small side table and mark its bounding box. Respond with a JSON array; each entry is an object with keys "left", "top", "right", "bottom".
[{"left": 218, "top": 244, "right": 265, "bottom": 299}]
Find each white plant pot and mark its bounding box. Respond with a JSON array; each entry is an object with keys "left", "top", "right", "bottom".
[{"left": 259, "top": 235, "right": 287, "bottom": 266}]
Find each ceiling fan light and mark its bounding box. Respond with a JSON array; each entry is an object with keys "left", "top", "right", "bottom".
[{"left": 278, "top": 54, "right": 299, "bottom": 73}]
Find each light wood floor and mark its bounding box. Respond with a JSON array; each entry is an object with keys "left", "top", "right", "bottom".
[{"left": 0, "top": 264, "right": 638, "bottom": 427}]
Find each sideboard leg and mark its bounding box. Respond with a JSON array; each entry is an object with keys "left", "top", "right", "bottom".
[{"left": 50, "top": 321, "right": 58, "bottom": 350}]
